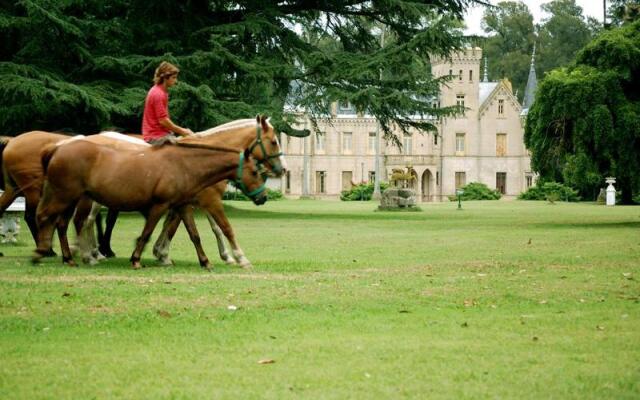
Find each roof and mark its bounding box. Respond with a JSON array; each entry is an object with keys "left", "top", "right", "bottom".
[{"left": 479, "top": 82, "right": 498, "bottom": 105}]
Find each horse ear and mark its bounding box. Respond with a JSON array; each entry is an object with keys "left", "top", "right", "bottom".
[
  {"left": 260, "top": 115, "right": 269, "bottom": 132},
  {"left": 256, "top": 115, "right": 261, "bottom": 124}
]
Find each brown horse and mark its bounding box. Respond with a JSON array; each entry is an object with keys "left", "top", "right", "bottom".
[
  {"left": 34, "top": 137, "right": 268, "bottom": 269},
  {"left": 95, "top": 117, "right": 287, "bottom": 267}
]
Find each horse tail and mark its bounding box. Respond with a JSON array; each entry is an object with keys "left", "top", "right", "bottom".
[
  {"left": 41, "top": 143, "right": 59, "bottom": 174},
  {"left": 0, "top": 136, "right": 13, "bottom": 190}
]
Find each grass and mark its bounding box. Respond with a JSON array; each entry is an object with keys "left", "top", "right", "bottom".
[{"left": 0, "top": 200, "right": 639, "bottom": 399}]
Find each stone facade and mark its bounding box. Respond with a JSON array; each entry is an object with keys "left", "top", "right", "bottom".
[{"left": 277, "top": 48, "right": 535, "bottom": 200}]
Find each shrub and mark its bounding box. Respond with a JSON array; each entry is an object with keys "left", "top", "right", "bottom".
[
  {"left": 518, "top": 182, "right": 581, "bottom": 202},
  {"left": 223, "top": 188, "right": 284, "bottom": 201},
  {"left": 447, "top": 182, "right": 501, "bottom": 201},
  {"left": 340, "top": 181, "right": 389, "bottom": 201}
]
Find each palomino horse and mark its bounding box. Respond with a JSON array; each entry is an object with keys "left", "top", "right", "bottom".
[
  {"left": 34, "top": 137, "right": 268, "bottom": 269},
  {"left": 152, "top": 182, "right": 253, "bottom": 267}
]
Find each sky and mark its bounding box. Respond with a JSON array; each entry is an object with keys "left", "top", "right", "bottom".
[{"left": 464, "top": 0, "right": 605, "bottom": 36}]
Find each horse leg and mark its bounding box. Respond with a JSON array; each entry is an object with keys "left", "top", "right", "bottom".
[
  {"left": 152, "top": 209, "right": 181, "bottom": 266},
  {"left": 56, "top": 203, "right": 79, "bottom": 267},
  {"left": 178, "top": 205, "right": 211, "bottom": 270},
  {"left": 98, "top": 209, "right": 118, "bottom": 258},
  {"left": 0, "top": 185, "right": 18, "bottom": 217},
  {"left": 33, "top": 185, "right": 71, "bottom": 263},
  {"left": 22, "top": 187, "right": 58, "bottom": 256},
  {"left": 0, "top": 186, "right": 19, "bottom": 256},
  {"left": 204, "top": 213, "right": 235, "bottom": 265},
  {"left": 73, "top": 198, "right": 102, "bottom": 265},
  {"left": 205, "top": 200, "right": 252, "bottom": 268},
  {"left": 130, "top": 204, "right": 169, "bottom": 270}
]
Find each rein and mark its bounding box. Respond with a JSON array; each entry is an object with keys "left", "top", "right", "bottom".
[
  {"left": 176, "top": 141, "right": 266, "bottom": 200},
  {"left": 176, "top": 142, "right": 241, "bottom": 153}
]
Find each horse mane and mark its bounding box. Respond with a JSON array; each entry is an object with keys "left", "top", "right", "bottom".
[{"left": 192, "top": 118, "right": 272, "bottom": 138}]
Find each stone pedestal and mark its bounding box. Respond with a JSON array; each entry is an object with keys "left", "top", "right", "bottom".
[{"left": 378, "top": 188, "right": 419, "bottom": 211}]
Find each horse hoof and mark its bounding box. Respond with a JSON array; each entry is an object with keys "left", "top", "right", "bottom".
[
  {"left": 63, "top": 257, "right": 76, "bottom": 267},
  {"left": 31, "top": 253, "right": 43, "bottom": 264},
  {"left": 100, "top": 248, "right": 116, "bottom": 258},
  {"left": 43, "top": 248, "right": 57, "bottom": 257},
  {"left": 132, "top": 261, "right": 143, "bottom": 270},
  {"left": 158, "top": 256, "right": 173, "bottom": 266},
  {"left": 202, "top": 263, "right": 213, "bottom": 271},
  {"left": 82, "top": 257, "right": 99, "bottom": 266}
]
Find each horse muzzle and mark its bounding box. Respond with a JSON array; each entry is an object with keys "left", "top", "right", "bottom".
[{"left": 252, "top": 192, "right": 268, "bottom": 206}]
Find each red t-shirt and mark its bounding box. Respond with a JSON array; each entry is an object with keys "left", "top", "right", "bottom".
[{"left": 142, "top": 84, "right": 169, "bottom": 141}]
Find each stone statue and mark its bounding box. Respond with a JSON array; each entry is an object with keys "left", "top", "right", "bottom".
[{"left": 379, "top": 165, "right": 419, "bottom": 211}]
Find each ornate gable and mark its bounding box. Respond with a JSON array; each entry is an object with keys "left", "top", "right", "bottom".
[{"left": 478, "top": 79, "right": 522, "bottom": 119}]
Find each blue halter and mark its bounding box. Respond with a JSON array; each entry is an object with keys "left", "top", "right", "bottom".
[{"left": 233, "top": 151, "right": 267, "bottom": 200}]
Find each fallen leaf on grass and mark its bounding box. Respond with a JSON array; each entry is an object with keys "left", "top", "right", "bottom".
[
  {"left": 596, "top": 325, "right": 605, "bottom": 331},
  {"left": 463, "top": 299, "right": 477, "bottom": 307},
  {"left": 622, "top": 273, "right": 633, "bottom": 280},
  {"left": 258, "top": 359, "right": 275, "bottom": 364},
  {"left": 227, "top": 305, "right": 238, "bottom": 311},
  {"left": 157, "top": 310, "right": 171, "bottom": 318},
  {"left": 539, "top": 300, "right": 548, "bottom": 305},
  {"left": 62, "top": 292, "right": 71, "bottom": 297}
]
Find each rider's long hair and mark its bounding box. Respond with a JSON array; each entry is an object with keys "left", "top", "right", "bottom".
[{"left": 153, "top": 61, "right": 180, "bottom": 85}]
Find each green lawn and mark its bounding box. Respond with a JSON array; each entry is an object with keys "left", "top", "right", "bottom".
[{"left": 0, "top": 200, "right": 639, "bottom": 399}]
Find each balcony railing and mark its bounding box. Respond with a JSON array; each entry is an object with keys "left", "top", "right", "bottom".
[{"left": 385, "top": 155, "right": 438, "bottom": 165}]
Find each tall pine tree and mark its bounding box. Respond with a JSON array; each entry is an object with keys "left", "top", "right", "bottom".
[{"left": 0, "top": 0, "right": 486, "bottom": 143}]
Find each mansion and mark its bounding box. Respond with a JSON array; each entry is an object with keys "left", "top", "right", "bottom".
[{"left": 275, "top": 48, "right": 536, "bottom": 201}]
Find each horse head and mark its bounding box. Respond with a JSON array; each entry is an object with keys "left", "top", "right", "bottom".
[
  {"left": 248, "top": 115, "right": 287, "bottom": 178},
  {"left": 232, "top": 148, "right": 268, "bottom": 206}
]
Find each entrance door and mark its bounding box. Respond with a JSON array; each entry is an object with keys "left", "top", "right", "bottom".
[
  {"left": 421, "top": 170, "right": 432, "bottom": 202},
  {"left": 496, "top": 172, "right": 506, "bottom": 194}
]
